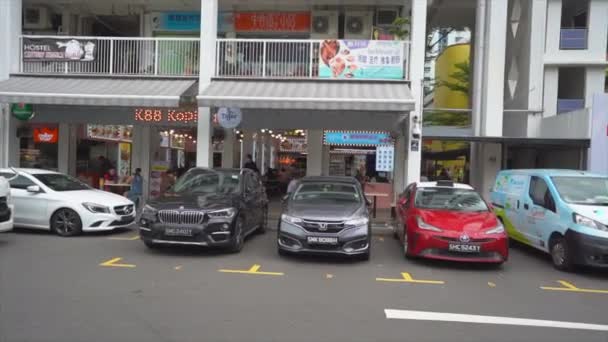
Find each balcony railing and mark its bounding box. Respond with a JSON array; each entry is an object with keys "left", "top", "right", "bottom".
[
  {"left": 215, "top": 38, "right": 410, "bottom": 80},
  {"left": 557, "top": 99, "right": 585, "bottom": 114},
  {"left": 20, "top": 35, "right": 200, "bottom": 77},
  {"left": 559, "top": 28, "right": 588, "bottom": 50}
]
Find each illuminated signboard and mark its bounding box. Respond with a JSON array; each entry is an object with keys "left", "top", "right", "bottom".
[
  {"left": 134, "top": 108, "right": 198, "bottom": 124},
  {"left": 324, "top": 131, "right": 392, "bottom": 146}
]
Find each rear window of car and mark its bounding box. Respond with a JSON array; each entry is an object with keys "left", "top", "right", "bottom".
[{"left": 415, "top": 187, "right": 489, "bottom": 212}]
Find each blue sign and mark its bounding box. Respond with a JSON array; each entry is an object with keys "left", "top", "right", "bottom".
[
  {"left": 153, "top": 11, "right": 234, "bottom": 32},
  {"left": 324, "top": 131, "right": 392, "bottom": 146}
]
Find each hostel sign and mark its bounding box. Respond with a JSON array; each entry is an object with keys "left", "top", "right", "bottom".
[{"left": 23, "top": 38, "right": 97, "bottom": 61}]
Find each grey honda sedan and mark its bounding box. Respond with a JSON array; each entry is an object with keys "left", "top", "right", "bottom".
[{"left": 277, "top": 176, "right": 371, "bottom": 260}]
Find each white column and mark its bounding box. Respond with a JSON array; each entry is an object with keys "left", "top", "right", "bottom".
[
  {"left": 306, "top": 129, "right": 323, "bottom": 176},
  {"left": 588, "top": 0, "right": 608, "bottom": 58},
  {"left": 543, "top": 67, "right": 559, "bottom": 116},
  {"left": 57, "top": 123, "right": 77, "bottom": 175},
  {"left": 586, "top": 68, "right": 607, "bottom": 108},
  {"left": 545, "top": 0, "right": 562, "bottom": 55},
  {"left": 197, "top": 0, "right": 218, "bottom": 168},
  {"left": 393, "top": 132, "right": 406, "bottom": 204},
  {"left": 528, "top": 0, "right": 548, "bottom": 111},
  {"left": 260, "top": 134, "right": 267, "bottom": 175},
  {"left": 222, "top": 129, "right": 236, "bottom": 168},
  {"left": 404, "top": 0, "right": 427, "bottom": 185},
  {"left": 322, "top": 145, "right": 330, "bottom": 176},
  {"left": 132, "top": 126, "right": 152, "bottom": 202},
  {"left": 270, "top": 144, "right": 276, "bottom": 169},
  {"left": 0, "top": 0, "right": 22, "bottom": 169}
]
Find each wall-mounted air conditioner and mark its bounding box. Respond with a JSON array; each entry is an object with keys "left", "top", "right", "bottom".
[
  {"left": 311, "top": 10, "right": 339, "bottom": 39},
  {"left": 344, "top": 10, "right": 373, "bottom": 39},
  {"left": 376, "top": 8, "right": 399, "bottom": 27},
  {"left": 23, "top": 6, "right": 52, "bottom": 30}
]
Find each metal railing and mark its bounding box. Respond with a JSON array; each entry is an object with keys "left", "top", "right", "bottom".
[
  {"left": 20, "top": 35, "right": 200, "bottom": 77},
  {"left": 215, "top": 38, "right": 411, "bottom": 79},
  {"left": 557, "top": 99, "right": 585, "bottom": 114},
  {"left": 559, "top": 28, "right": 588, "bottom": 50}
]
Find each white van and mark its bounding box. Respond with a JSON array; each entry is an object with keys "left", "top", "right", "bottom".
[
  {"left": 491, "top": 169, "right": 608, "bottom": 270},
  {"left": 0, "top": 175, "right": 14, "bottom": 232}
]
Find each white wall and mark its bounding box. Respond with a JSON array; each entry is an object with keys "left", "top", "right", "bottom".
[
  {"left": 543, "top": 67, "right": 559, "bottom": 116},
  {"left": 539, "top": 108, "right": 590, "bottom": 139}
]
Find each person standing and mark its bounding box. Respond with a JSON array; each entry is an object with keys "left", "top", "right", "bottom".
[
  {"left": 243, "top": 154, "right": 259, "bottom": 173},
  {"left": 127, "top": 168, "right": 144, "bottom": 209}
]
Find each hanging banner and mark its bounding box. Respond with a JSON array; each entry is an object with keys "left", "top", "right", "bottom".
[
  {"left": 375, "top": 145, "right": 394, "bottom": 172},
  {"left": 319, "top": 40, "right": 404, "bottom": 79},
  {"left": 23, "top": 38, "right": 97, "bottom": 61},
  {"left": 234, "top": 12, "right": 311, "bottom": 32},
  {"left": 324, "top": 131, "right": 392, "bottom": 146}
]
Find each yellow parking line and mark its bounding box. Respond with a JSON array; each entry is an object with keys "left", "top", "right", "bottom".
[
  {"left": 108, "top": 235, "right": 140, "bottom": 241},
  {"left": 378, "top": 237, "right": 385, "bottom": 242},
  {"left": 541, "top": 280, "right": 608, "bottom": 294},
  {"left": 376, "top": 272, "right": 445, "bottom": 285},
  {"left": 99, "top": 257, "right": 136, "bottom": 268},
  {"left": 488, "top": 282, "right": 497, "bottom": 288},
  {"left": 326, "top": 274, "right": 334, "bottom": 279},
  {"left": 218, "top": 264, "right": 284, "bottom": 276},
  {"left": 174, "top": 266, "right": 183, "bottom": 271}
]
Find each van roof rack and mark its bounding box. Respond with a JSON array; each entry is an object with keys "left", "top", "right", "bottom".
[{"left": 436, "top": 180, "right": 454, "bottom": 187}]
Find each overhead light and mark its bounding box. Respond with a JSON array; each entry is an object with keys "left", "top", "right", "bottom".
[
  {"left": 261, "top": 129, "right": 266, "bottom": 133},
  {"left": 269, "top": 130, "right": 273, "bottom": 134},
  {"left": 193, "top": 140, "right": 197, "bottom": 143}
]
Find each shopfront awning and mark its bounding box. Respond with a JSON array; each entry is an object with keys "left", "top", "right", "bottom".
[
  {"left": 0, "top": 76, "right": 198, "bottom": 107},
  {"left": 198, "top": 79, "right": 415, "bottom": 112}
]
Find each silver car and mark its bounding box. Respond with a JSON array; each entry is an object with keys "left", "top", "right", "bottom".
[{"left": 277, "top": 176, "right": 371, "bottom": 260}]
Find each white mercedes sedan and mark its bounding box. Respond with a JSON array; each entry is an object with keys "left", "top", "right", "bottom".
[{"left": 0, "top": 168, "right": 136, "bottom": 236}]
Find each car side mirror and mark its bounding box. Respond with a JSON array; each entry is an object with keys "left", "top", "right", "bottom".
[{"left": 26, "top": 185, "right": 41, "bottom": 193}]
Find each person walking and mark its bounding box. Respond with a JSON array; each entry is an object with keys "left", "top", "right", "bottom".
[{"left": 243, "top": 154, "right": 259, "bottom": 173}]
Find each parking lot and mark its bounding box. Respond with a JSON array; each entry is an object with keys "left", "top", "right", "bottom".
[{"left": 1, "top": 222, "right": 607, "bottom": 342}]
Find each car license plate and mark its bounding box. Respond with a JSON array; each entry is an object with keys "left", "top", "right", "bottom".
[
  {"left": 307, "top": 236, "right": 338, "bottom": 245},
  {"left": 448, "top": 243, "right": 481, "bottom": 253},
  {"left": 165, "top": 228, "right": 193, "bottom": 237}
]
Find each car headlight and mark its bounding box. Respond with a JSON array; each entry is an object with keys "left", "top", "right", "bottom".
[
  {"left": 573, "top": 213, "right": 608, "bottom": 232},
  {"left": 485, "top": 222, "right": 505, "bottom": 234},
  {"left": 208, "top": 208, "right": 237, "bottom": 219},
  {"left": 345, "top": 217, "right": 369, "bottom": 227},
  {"left": 416, "top": 216, "right": 443, "bottom": 232},
  {"left": 82, "top": 202, "right": 110, "bottom": 214},
  {"left": 281, "top": 214, "right": 303, "bottom": 225}
]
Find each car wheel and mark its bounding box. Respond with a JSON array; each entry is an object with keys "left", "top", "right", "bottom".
[
  {"left": 550, "top": 236, "right": 573, "bottom": 271},
  {"left": 228, "top": 218, "right": 245, "bottom": 253},
  {"left": 143, "top": 240, "right": 158, "bottom": 249},
  {"left": 51, "top": 208, "right": 82, "bottom": 237},
  {"left": 403, "top": 233, "right": 414, "bottom": 259},
  {"left": 258, "top": 206, "right": 268, "bottom": 234}
]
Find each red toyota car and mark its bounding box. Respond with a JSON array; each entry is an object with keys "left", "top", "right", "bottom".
[{"left": 395, "top": 181, "right": 508, "bottom": 264}]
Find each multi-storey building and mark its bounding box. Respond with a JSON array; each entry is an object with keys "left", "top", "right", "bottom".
[{"left": 0, "top": 0, "right": 606, "bottom": 205}]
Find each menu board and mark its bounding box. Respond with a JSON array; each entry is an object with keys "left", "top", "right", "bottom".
[{"left": 87, "top": 125, "right": 133, "bottom": 142}]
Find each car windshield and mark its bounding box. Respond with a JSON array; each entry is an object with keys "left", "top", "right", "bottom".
[
  {"left": 415, "top": 187, "right": 489, "bottom": 211},
  {"left": 33, "top": 173, "right": 90, "bottom": 191},
  {"left": 170, "top": 169, "right": 240, "bottom": 194},
  {"left": 552, "top": 176, "right": 608, "bottom": 205},
  {"left": 292, "top": 182, "right": 360, "bottom": 203}
]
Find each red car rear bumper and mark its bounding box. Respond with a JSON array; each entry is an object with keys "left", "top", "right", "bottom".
[{"left": 409, "top": 231, "right": 509, "bottom": 264}]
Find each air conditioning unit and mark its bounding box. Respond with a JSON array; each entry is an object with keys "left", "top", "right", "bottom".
[
  {"left": 311, "top": 10, "right": 338, "bottom": 38},
  {"left": 344, "top": 10, "right": 373, "bottom": 39},
  {"left": 376, "top": 8, "right": 399, "bottom": 27},
  {"left": 23, "top": 6, "right": 52, "bottom": 30}
]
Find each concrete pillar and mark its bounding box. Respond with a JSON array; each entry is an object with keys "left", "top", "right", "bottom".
[
  {"left": 588, "top": 0, "right": 608, "bottom": 57},
  {"left": 404, "top": 0, "right": 427, "bottom": 185},
  {"left": 528, "top": 0, "right": 548, "bottom": 111},
  {"left": 545, "top": 0, "right": 562, "bottom": 55},
  {"left": 473, "top": 143, "right": 502, "bottom": 200},
  {"left": 57, "top": 123, "right": 77, "bottom": 176},
  {"left": 393, "top": 132, "right": 407, "bottom": 204},
  {"left": 543, "top": 67, "right": 559, "bottom": 116},
  {"left": 322, "top": 145, "right": 330, "bottom": 176},
  {"left": 260, "top": 134, "right": 267, "bottom": 175},
  {"left": 197, "top": 0, "right": 218, "bottom": 168},
  {"left": 585, "top": 67, "right": 606, "bottom": 108},
  {"left": 222, "top": 129, "right": 236, "bottom": 168},
  {"left": 306, "top": 129, "right": 323, "bottom": 176}
]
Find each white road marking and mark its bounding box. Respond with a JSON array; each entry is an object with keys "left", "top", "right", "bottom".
[{"left": 384, "top": 309, "right": 608, "bottom": 332}]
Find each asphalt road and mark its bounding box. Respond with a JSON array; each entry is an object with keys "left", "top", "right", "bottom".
[{"left": 1, "top": 223, "right": 607, "bottom": 342}]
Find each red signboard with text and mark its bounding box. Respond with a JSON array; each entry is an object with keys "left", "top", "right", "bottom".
[
  {"left": 33, "top": 127, "right": 58, "bottom": 143},
  {"left": 234, "top": 12, "right": 311, "bottom": 32}
]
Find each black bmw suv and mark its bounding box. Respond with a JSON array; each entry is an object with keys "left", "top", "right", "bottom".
[{"left": 139, "top": 168, "right": 268, "bottom": 252}]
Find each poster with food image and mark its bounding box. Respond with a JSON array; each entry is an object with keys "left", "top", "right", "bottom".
[
  {"left": 87, "top": 124, "right": 133, "bottom": 142},
  {"left": 319, "top": 40, "right": 404, "bottom": 79}
]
